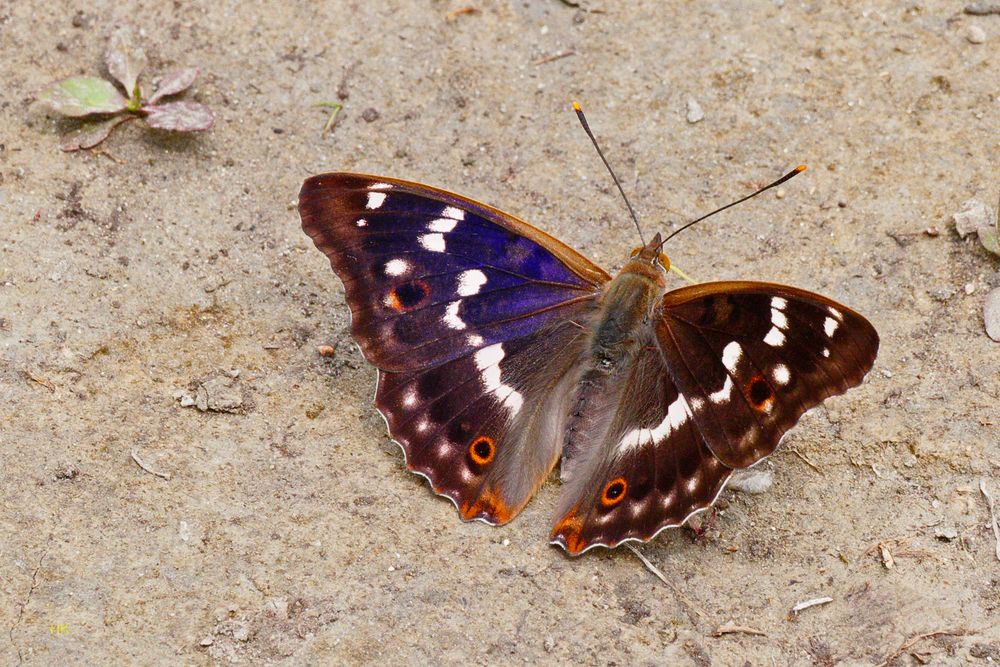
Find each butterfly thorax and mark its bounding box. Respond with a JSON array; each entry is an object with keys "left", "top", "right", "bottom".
[{"left": 591, "top": 256, "right": 667, "bottom": 371}]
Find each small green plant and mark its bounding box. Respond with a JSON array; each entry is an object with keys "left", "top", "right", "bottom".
[{"left": 37, "top": 27, "right": 215, "bottom": 151}]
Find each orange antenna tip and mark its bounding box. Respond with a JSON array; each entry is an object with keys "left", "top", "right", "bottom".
[
  {"left": 795, "top": 164, "right": 807, "bottom": 172},
  {"left": 572, "top": 101, "right": 582, "bottom": 112}
]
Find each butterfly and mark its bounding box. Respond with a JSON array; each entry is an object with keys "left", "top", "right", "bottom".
[{"left": 299, "top": 166, "right": 878, "bottom": 556}]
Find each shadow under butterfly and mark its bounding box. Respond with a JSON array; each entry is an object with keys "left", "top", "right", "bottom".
[{"left": 298, "top": 106, "right": 879, "bottom": 556}]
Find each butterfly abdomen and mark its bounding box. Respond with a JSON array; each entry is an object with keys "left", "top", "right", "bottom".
[{"left": 590, "top": 259, "right": 667, "bottom": 370}]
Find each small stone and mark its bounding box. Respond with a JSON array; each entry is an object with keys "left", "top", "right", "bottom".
[
  {"left": 984, "top": 286, "right": 1000, "bottom": 342},
  {"left": 54, "top": 464, "right": 79, "bottom": 480},
  {"left": 199, "top": 637, "right": 213, "bottom": 647},
  {"left": 179, "top": 521, "right": 191, "bottom": 542},
  {"left": 317, "top": 344, "right": 336, "bottom": 357},
  {"left": 934, "top": 526, "right": 959, "bottom": 541},
  {"left": 966, "top": 25, "right": 987, "bottom": 44},
  {"left": 965, "top": 282, "right": 976, "bottom": 295},
  {"left": 388, "top": 565, "right": 395, "bottom": 572},
  {"left": 232, "top": 623, "right": 250, "bottom": 642},
  {"left": 952, "top": 198, "right": 990, "bottom": 238},
  {"left": 686, "top": 96, "right": 704, "bottom": 123},
  {"left": 502, "top": 538, "right": 510, "bottom": 546},
  {"left": 775, "top": 188, "right": 786, "bottom": 199},
  {"left": 544, "top": 637, "right": 555, "bottom": 652},
  {"left": 929, "top": 287, "right": 955, "bottom": 302},
  {"left": 361, "top": 108, "right": 380, "bottom": 123},
  {"left": 179, "top": 395, "right": 196, "bottom": 408},
  {"left": 727, "top": 468, "right": 773, "bottom": 494}
]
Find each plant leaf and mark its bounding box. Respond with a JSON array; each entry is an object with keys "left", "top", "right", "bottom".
[
  {"left": 106, "top": 27, "right": 147, "bottom": 102},
  {"left": 59, "top": 115, "right": 134, "bottom": 152},
  {"left": 143, "top": 101, "right": 215, "bottom": 132},
  {"left": 37, "top": 77, "right": 129, "bottom": 117},
  {"left": 149, "top": 68, "right": 199, "bottom": 105},
  {"left": 979, "top": 227, "right": 1000, "bottom": 256}
]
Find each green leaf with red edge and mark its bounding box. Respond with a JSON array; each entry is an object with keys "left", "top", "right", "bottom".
[
  {"left": 38, "top": 77, "right": 129, "bottom": 117},
  {"left": 105, "top": 27, "right": 147, "bottom": 107},
  {"left": 142, "top": 101, "right": 215, "bottom": 132},
  {"left": 59, "top": 115, "right": 135, "bottom": 152},
  {"left": 149, "top": 68, "right": 199, "bottom": 105}
]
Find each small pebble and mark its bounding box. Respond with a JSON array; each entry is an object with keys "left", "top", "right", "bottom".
[
  {"left": 965, "top": 283, "right": 976, "bottom": 295},
  {"left": 317, "top": 344, "right": 336, "bottom": 357},
  {"left": 686, "top": 96, "right": 705, "bottom": 123},
  {"left": 502, "top": 538, "right": 510, "bottom": 546},
  {"left": 775, "top": 188, "right": 786, "bottom": 199},
  {"left": 199, "top": 637, "right": 214, "bottom": 647},
  {"left": 934, "top": 526, "right": 959, "bottom": 541},
  {"left": 966, "top": 25, "right": 987, "bottom": 43},
  {"left": 984, "top": 287, "right": 1000, "bottom": 342},
  {"left": 179, "top": 395, "right": 196, "bottom": 408},
  {"left": 361, "top": 108, "right": 380, "bottom": 123}
]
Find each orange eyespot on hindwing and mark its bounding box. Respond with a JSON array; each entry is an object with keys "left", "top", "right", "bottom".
[
  {"left": 747, "top": 375, "right": 774, "bottom": 411},
  {"left": 468, "top": 435, "right": 495, "bottom": 466},
  {"left": 600, "top": 477, "right": 628, "bottom": 508},
  {"left": 385, "top": 279, "right": 431, "bottom": 312}
]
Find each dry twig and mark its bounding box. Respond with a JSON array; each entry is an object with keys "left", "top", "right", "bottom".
[
  {"left": 980, "top": 479, "right": 1000, "bottom": 562},
  {"left": 130, "top": 448, "right": 171, "bottom": 480},
  {"left": 533, "top": 50, "right": 576, "bottom": 66},
  {"left": 790, "top": 448, "right": 823, "bottom": 475},
  {"left": 875, "top": 629, "right": 967, "bottom": 667},
  {"left": 712, "top": 623, "right": 766, "bottom": 638},
  {"left": 625, "top": 543, "right": 706, "bottom": 623},
  {"left": 22, "top": 369, "right": 55, "bottom": 392}
]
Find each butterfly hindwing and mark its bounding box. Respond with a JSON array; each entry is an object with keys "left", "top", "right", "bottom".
[
  {"left": 656, "top": 281, "right": 880, "bottom": 469},
  {"left": 299, "top": 173, "right": 608, "bottom": 524},
  {"left": 551, "top": 347, "right": 733, "bottom": 555}
]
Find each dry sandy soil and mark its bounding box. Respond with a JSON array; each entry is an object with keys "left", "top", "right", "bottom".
[{"left": 2, "top": 1, "right": 998, "bottom": 665}]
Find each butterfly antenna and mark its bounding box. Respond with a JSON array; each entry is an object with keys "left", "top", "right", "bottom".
[
  {"left": 573, "top": 101, "right": 645, "bottom": 245},
  {"left": 659, "top": 164, "right": 807, "bottom": 250}
]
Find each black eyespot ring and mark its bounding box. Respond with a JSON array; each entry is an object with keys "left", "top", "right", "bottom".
[
  {"left": 601, "top": 477, "right": 627, "bottom": 507},
  {"left": 469, "top": 436, "right": 495, "bottom": 465}
]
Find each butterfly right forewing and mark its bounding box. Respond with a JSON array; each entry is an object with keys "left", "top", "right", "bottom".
[{"left": 655, "top": 281, "right": 880, "bottom": 469}]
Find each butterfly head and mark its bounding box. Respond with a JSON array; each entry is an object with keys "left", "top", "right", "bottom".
[{"left": 629, "top": 232, "right": 670, "bottom": 272}]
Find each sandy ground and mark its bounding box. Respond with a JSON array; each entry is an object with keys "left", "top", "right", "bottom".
[{"left": 2, "top": 1, "right": 999, "bottom": 664}]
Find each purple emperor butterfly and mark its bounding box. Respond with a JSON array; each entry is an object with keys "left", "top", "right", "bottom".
[{"left": 299, "top": 118, "right": 878, "bottom": 556}]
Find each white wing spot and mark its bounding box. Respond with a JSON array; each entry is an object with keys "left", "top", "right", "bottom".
[
  {"left": 822, "top": 347, "right": 831, "bottom": 358},
  {"left": 457, "top": 269, "right": 488, "bottom": 296},
  {"left": 771, "top": 308, "right": 788, "bottom": 329},
  {"left": 419, "top": 233, "right": 446, "bottom": 252},
  {"left": 617, "top": 394, "right": 692, "bottom": 454},
  {"left": 444, "top": 301, "right": 466, "bottom": 330},
  {"left": 384, "top": 259, "right": 408, "bottom": 276},
  {"left": 366, "top": 192, "right": 386, "bottom": 209},
  {"left": 710, "top": 376, "right": 734, "bottom": 404},
  {"left": 722, "top": 341, "right": 743, "bottom": 373},
  {"left": 824, "top": 317, "right": 839, "bottom": 337},
  {"left": 771, "top": 296, "right": 788, "bottom": 310},
  {"left": 827, "top": 306, "right": 844, "bottom": 322},
  {"left": 442, "top": 206, "right": 465, "bottom": 220},
  {"left": 685, "top": 476, "right": 699, "bottom": 493},
  {"left": 773, "top": 364, "right": 791, "bottom": 385},
  {"left": 764, "top": 327, "right": 786, "bottom": 347},
  {"left": 369, "top": 182, "right": 392, "bottom": 191},
  {"left": 466, "top": 334, "right": 485, "bottom": 347},
  {"left": 403, "top": 390, "right": 417, "bottom": 407},
  {"left": 428, "top": 217, "right": 458, "bottom": 233},
  {"left": 355, "top": 218, "right": 368, "bottom": 227},
  {"left": 416, "top": 419, "right": 430, "bottom": 433},
  {"left": 473, "top": 343, "right": 523, "bottom": 415},
  {"left": 474, "top": 343, "right": 505, "bottom": 370}
]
